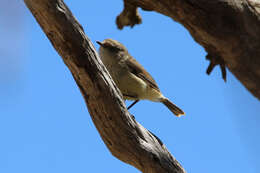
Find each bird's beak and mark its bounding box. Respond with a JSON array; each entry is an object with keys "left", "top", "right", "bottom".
[{"left": 96, "top": 41, "right": 103, "bottom": 46}]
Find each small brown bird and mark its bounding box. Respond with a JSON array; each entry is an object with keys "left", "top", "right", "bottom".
[{"left": 97, "top": 39, "right": 185, "bottom": 117}]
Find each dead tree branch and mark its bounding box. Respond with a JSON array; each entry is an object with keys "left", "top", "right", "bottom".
[
  {"left": 117, "top": 0, "right": 260, "bottom": 100},
  {"left": 23, "top": 0, "right": 186, "bottom": 172}
]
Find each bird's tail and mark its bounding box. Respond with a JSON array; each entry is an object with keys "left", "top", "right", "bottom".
[{"left": 161, "top": 98, "right": 185, "bottom": 117}]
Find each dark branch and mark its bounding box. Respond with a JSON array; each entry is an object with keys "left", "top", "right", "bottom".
[
  {"left": 116, "top": 0, "right": 142, "bottom": 29},
  {"left": 206, "top": 53, "right": 227, "bottom": 82},
  {"left": 118, "top": 0, "right": 260, "bottom": 100}
]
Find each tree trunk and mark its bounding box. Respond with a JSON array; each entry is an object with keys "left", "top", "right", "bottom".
[
  {"left": 23, "top": 0, "right": 186, "bottom": 172},
  {"left": 117, "top": 0, "right": 260, "bottom": 100}
]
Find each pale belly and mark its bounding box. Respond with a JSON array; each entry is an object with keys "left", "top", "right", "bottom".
[
  {"left": 115, "top": 72, "right": 162, "bottom": 102},
  {"left": 103, "top": 60, "right": 162, "bottom": 102}
]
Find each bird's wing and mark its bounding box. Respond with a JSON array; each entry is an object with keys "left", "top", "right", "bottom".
[{"left": 125, "top": 56, "right": 160, "bottom": 91}]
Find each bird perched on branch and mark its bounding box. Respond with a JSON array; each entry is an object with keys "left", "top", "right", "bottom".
[{"left": 97, "top": 39, "right": 185, "bottom": 117}]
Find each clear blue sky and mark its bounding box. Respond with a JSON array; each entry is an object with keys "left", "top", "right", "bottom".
[{"left": 1, "top": 0, "right": 260, "bottom": 173}]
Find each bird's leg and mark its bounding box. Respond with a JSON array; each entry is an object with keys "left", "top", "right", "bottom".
[{"left": 127, "top": 100, "right": 139, "bottom": 110}]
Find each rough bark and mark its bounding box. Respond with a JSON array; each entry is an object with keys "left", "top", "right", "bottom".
[
  {"left": 23, "top": 0, "right": 186, "bottom": 172},
  {"left": 117, "top": 0, "right": 260, "bottom": 100}
]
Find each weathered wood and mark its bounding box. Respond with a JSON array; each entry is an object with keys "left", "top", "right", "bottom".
[
  {"left": 23, "top": 0, "right": 186, "bottom": 172},
  {"left": 117, "top": 0, "right": 260, "bottom": 100}
]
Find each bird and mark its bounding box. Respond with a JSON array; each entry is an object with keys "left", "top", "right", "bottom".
[{"left": 96, "top": 39, "right": 185, "bottom": 117}]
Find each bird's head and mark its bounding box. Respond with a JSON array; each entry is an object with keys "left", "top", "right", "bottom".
[{"left": 96, "top": 39, "right": 127, "bottom": 54}]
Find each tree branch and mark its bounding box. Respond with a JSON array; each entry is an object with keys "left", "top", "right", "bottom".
[
  {"left": 23, "top": 0, "right": 186, "bottom": 172},
  {"left": 117, "top": 0, "right": 260, "bottom": 100}
]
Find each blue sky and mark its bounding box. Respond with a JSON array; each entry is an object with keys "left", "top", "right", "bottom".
[{"left": 1, "top": 0, "right": 260, "bottom": 173}]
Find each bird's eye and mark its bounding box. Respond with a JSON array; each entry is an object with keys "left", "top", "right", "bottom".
[
  {"left": 108, "top": 46, "right": 121, "bottom": 52},
  {"left": 102, "top": 42, "right": 122, "bottom": 52}
]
